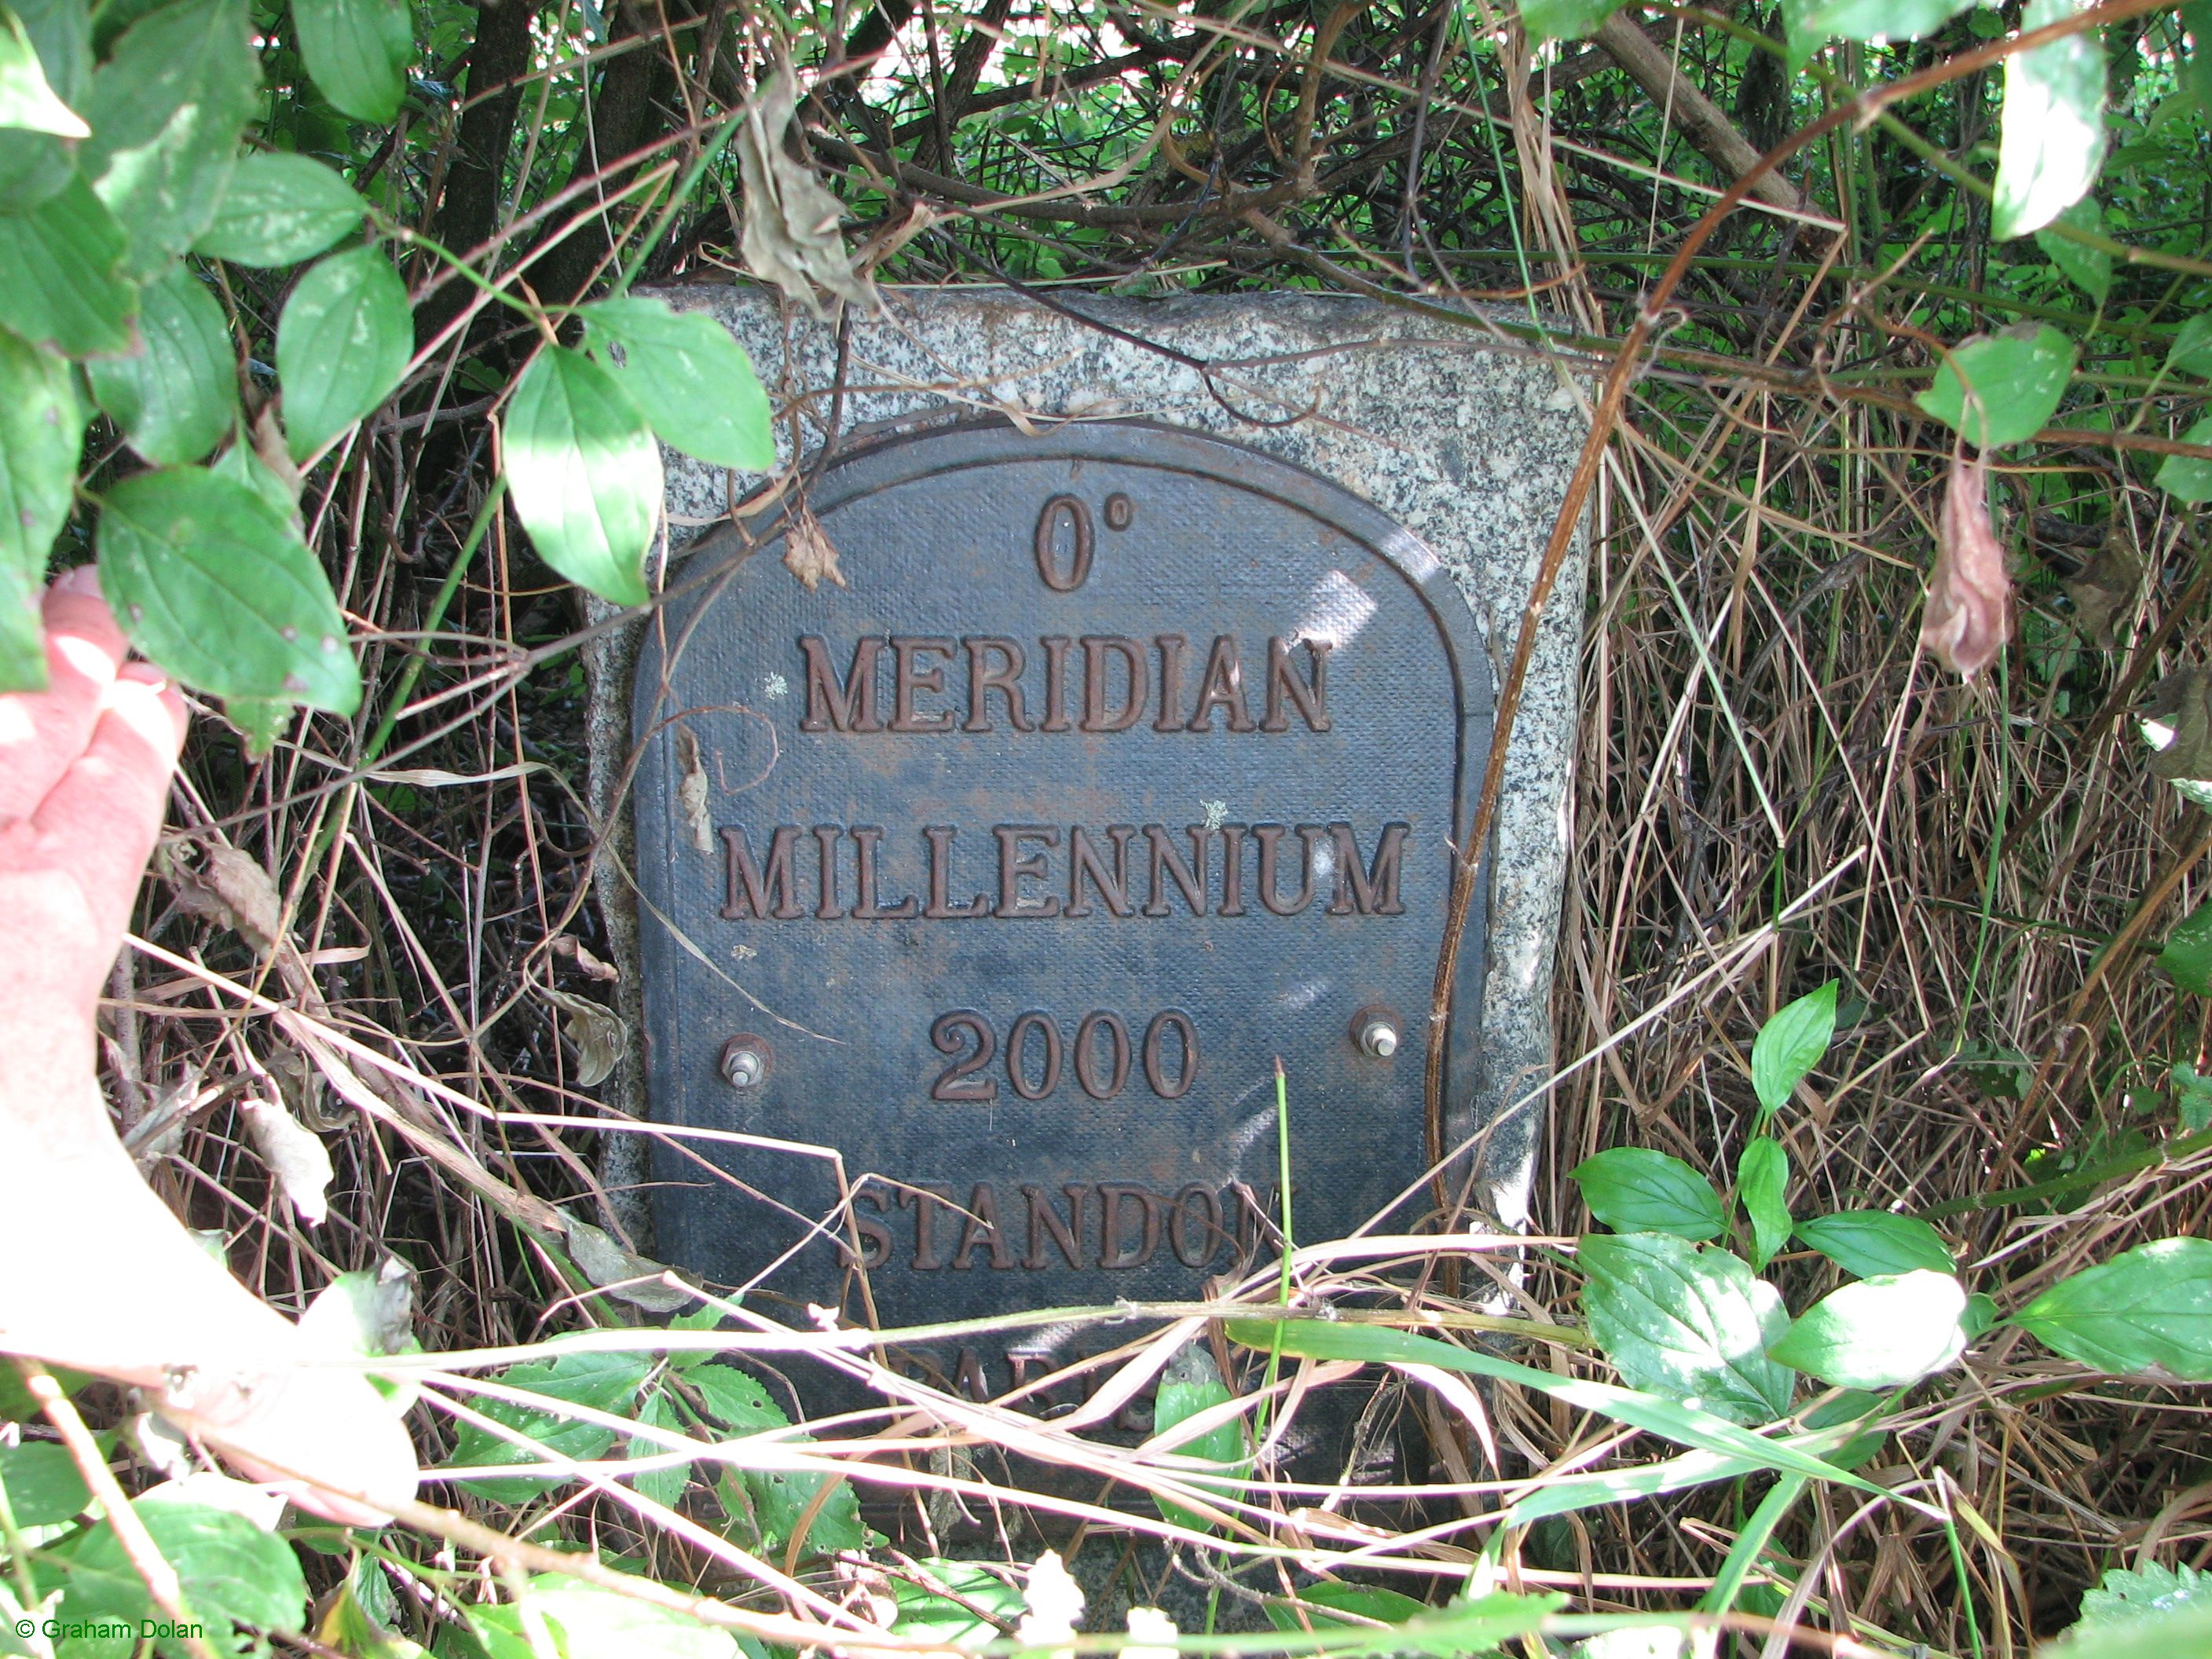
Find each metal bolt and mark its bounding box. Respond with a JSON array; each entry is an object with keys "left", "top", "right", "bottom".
[
  {"left": 720, "top": 1035, "right": 771, "bottom": 1090},
  {"left": 1352, "top": 1005, "right": 1402, "bottom": 1060}
]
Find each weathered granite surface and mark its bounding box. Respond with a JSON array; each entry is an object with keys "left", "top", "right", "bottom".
[{"left": 584, "top": 284, "right": 1586, "bottom": 1245}]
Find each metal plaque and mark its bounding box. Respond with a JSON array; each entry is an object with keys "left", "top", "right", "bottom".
[{"left": 633, "top": 422, "right": 1491, "bottom": 1387}]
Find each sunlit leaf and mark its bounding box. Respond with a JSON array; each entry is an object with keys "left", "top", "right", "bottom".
[
  {"left": 0, "top": 1441, "right": 88, "bottom": 1525},
  {"left": 1783, "top": 0, "right": 1972, "bottom": 67},
  {"left": 1522, "top": 0, "right": 1628, "bottom": 42},
  {"left": 0, "top": 0, "right": 85, "bottom": 134},
  {"left": 60, "top": 1494, "right": 306, "bottom": 1658},
  {"left": 1569, "top": 1147, "right": 1727, "bottom": 1241},
  {"left": 195, "top": 150, "right": 365, "bottom": 266},
  {"left": 95, "top": 467, "right": 361, "bottom": 713},
  {"left": 0, "top": 324, "right": 82, "bottom": 690},
  {"left": 291, "top": 0, "right": 412, "bottom": 123},
  {"left": 1578, "top": 1232, "right": 1796, "bottom": 1425},
  {"left": 1916, "top": 324, "right": 2076, "bottom": 450},
  {"left": 1991, "top": 0, "right": 2108, "bottom": 241},
  {"left": 2034, "top": 199, "right": 2111, "bottom": 302},
  {"left": 889, "top": 1562, "right": 1025, "bottom": 1645},
  {"left": 1766, "top": 1270, "right": 1968, "bottom": 1388},
  {"left": 2160, "top": 895, "right": 2212, "bottom": 994},
  {"left": 2018, "top": 1236, "right": 2212, "bottom": 1379},
  {"left": 0, "top": 0, "right": 87, "bottom": 209},
  {"left": 1750, "top": 980, "right": 1836, "bottom": 1123},
  {"left": 1795, "top": 1210, "right": 1955, "bottom": 1279},
  {"left": 86, "top": 262, "right": 236, "bottom": 464},
  {"left": 446, "top": 1351, "right": 652, "bottom": 1501},
  {"left": 2157, "top": 417, "right": 2212, "bottom": 506},
  {"left": 578, "top": 295, "right": 775, "bottom": 471},
  {"left": 276, "top": 245, "right": 412, "bottom": 460},
  {"left": 1149, "top": 1342, "right": 1244, "bottom": 1533},
  {"left": 504, "top": 345, "right": 660, "bottom": 607},
  {"left": 1736, "top": 1136, "right": 1790, "bottom": 1272}
]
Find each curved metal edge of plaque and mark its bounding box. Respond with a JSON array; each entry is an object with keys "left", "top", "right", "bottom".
[{"left": 633, "top": 416, "right": 1501, "bottom": 1180}]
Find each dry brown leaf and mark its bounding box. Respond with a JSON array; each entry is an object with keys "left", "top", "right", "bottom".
[
  {"left": 239, "top": 1095, "right": 333, "bottom": 1225},
  {"left": 2143, "top": 668, "right": 2212, "bottom": 813},
  {"left": 736, "top": 71, "right": 874, "bottom": 317},
  {"left": 539, "top": 985, "right": 625, "bottom": 1087},
  {"left": 1922, "top": 452, "right": 2011, "bottom": 679},
  {"left": 2064, "top": 526, "right": 2141, "bottom": 645},
  {"left": 549, "top": 935, "right": 620, "bottom": 982},
  {"left": 784, "top": 500, "right": 845, "bottom": 591},
  {"left": 562, "top": 1214, "right": 693, "bottom": 1312},
  {"left": 168, "top": 844, "right": 286, "bottom": 953},
  {"left": 675, "top": 722, "right": 714, "bottom": 854}
]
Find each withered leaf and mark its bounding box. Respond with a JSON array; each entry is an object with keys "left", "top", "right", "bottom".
[
  {"left": 168, "top": 844, "right": 287, "bottom": 954},
  {"left": 540, "top": 984, "right": 626, "bottom": 1087},
  {"left": 736, "top": 71, "right": 874, "bottom": 317},
  {"left": 1922, "top": 452, "right": 2012, "bottom": 680},
  {"left": 2143, "top": 666, "right": 2212, "bottom": 811},
  {"left": 783, "top": 500, "right": 845, "bottom": 591},
  {"left": 675, "top": 721, "right": 714, "bottom": 854},
  {"left": 549, "top": 934, "right": 620, "bottom": 982},
  {"left": 562, "top": 1214, "right": 694, "bottom": 1313},
  {"left": 2063, "top": 526, "right": 2141, "bottom": 645},
  {"left": 240, "top": 1095, "right": 334, "bottom": 1226}
]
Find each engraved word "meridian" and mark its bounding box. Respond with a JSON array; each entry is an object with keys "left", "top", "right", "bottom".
[
  {"left": 799, "top": 634, "right": 1331, "bottom": 735},
  {"left": 721, "top": 821, "right": 1411, "bottom": 921}
]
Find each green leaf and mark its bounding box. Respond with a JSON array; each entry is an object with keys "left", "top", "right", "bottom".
[
  {"left": 79, "top": 0, "right": 258, "bottom": 278},
  {"left": 2156, "top": 417, "right": 2212, "bottom": 507},
  {"left": 276, "top": 245, "right": 412, "bottom": 461},
  {"left": 0, "top": 171, "right": 136, "bottom": 357},
  {"left": 2075, "top": 1561, "right": 2212, "bottom": 1628},
  {"left": 94, "top": 467, "right": 361, "bottom": 713},
  {"left": 446, "top": 1351, "right": 653, "bottom": 1501},
  {"left": 1783, "top": 0, "right": 1972, "bottom": 68},
  {"left": 1521, "top": 0, "right": 1627, "bottom": 42},
  {"left": 1795, "top": 1210, "right": 1956, "bottom": 1279},
  {"left": 1578, "top": 1231, "right": 1796, "bottom": 1425},
  {"left": 0, "top": 0, "right": 85, "bottom": 134},
  {"left": 624, "top": 1387, "right": 689, "bottom": 1510},
  {"left": 577, "top": 295, "right": 775, "bottom": 471},
  {"left": 1767, "top": 1270, "right": 1968, "bottom": 1388},
  {"left": 1223, "top": 1316, "right": 1884, "bottom": 1496},
  {"left": 1263, "top": 1584, "right": 1432, "bottom": 1633},
  {"left": 2042, "top": 1608, "right": 2212, "bottom": 1659},
  {"left": 1990, "top": 0, "right": 2108, "bottom": 241},
  {"left": 0, "top": 0, "right": 85, "bottom": 214},
  {"left": 1736, "top": 1136, "right": 1791, "bottom": 1272},
  {"left": 2160, "top": 895, "right": 2212, "bottom": 994},
  {"left": 2175, "top": 1063, "right": 2212, "bottom": 1132},
  {"left": 194, "top": 151, "right": 365, "bottom": 266},
  {"left": 1568, "top": 1148, "right": 1727, "bottom": 1241},
  {"left": 0, "top": 324, "right": 83, "bottom": 691},
  {"left": 1917, "top": 326, "right": 2076, "bottom": 451},
  {"left": 1750, "top": 980, "right": 1837, "bottom": 1123},
  {"left": 1150, "top": 1343, "right": 1244, "bottom": 1533},
  {"left": 2168, "top": 315, "right": 2212, "bottom": 379},
  {"left": 685, "top": 1364, "right": 864, "bottom": 1558},
  {"left": 2034, "top": 199, "right": 2111, "bottom": 302},
  {"left": 87, "top": 262, "right": 235, "bottom": 464},
  {"left": 2017, "top": 1236, "right": 2212, "bottom": 1379},
  {"left": 505, "top": 345, "right": 660, "bottom": 607},
  {"left": 2192, "top": 0, "right": 2212, "bottom": 121},
  {"left": 64, "top": 1493, "right": 307, "bottom": 1657},
  {"left": 0, "top": 1441, "right": 89, "bottom": 1525},
  {"left": 523, "top": 1577, "right": 740, "bottom": 1659},
  {"left": 889, "top": 1562, "right": 1024, "bottom": 1645},
  {"left": 291, "top": 0, "right": 411, "bottom": 123}
]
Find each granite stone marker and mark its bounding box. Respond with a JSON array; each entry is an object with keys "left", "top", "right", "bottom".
[{"left": 590, "top": 289, "right": 1585, "bottom": 1397}]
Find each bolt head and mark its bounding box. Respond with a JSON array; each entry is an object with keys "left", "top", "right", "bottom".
[
  {"left": 1363, "top": 1021, "right": 1399, "bottom": 1057},
  {"left": 720, "top": 1035, "right": 771, "bottom": 1089}
]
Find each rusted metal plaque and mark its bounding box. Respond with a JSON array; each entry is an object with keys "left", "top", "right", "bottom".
[{"left": 633, "top": 423, "right": 1490, "bottom": 1385}]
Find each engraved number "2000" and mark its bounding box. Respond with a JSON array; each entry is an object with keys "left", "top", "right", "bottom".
[{"left": 930, "top": 1009, "right": 1197, "bottom": 1103}]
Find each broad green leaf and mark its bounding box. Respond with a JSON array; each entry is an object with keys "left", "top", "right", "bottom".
[
  {"left": 1522, "top": 0, "right": 1626, "bottom": 42},
  {"left": 683, "top": 1362, "right": 864, "bottom": 1558},
  {"left": 624, "top": 1386, "right": 689, "bottom": 1510},
  {"left": 445, "top": 1351, "right": 652, "bottom": 1501},
  {"left": 86, "top": 262, "right": 235, "bottom": 464},
  {"left": 2168, "top": 315, "right": 2212, "bottom": 379},
  {"left": 94, "top": 467, "right": 361, "bottom": 713},
  {"left": 79, "top": 0, "right": 258, "bottom": 277},
  {"left": 889, "top": 1561, "right": 1024, "bottom": 1644},
  {"left": 62, "top": 1494, "right": 306, "bottom": 1658},
  {"left": 1917, "top": 326, "right": 2076, "bottom": 451},
  {"left": 2075, "top": 1561, "right": 2212, "bottom": 1628},
  {"left": 2157, "top": 417, "right": 2212, "bottom": 507},
  {"left": 1750, "top": 980, "right": 1836, "bottom": 1122},
  {"left": 1568, "top": 1147, "right": 1727, "bottom": 1241},
  {"left": 1149, "top": 1342, "right": 1244, "bottom": 1533},
  {"left": 578, "top": 295, "right": 775, "bottom": 471},
  {"left": 1578, "top": 1232, "right": 1796, "bottom": 1425},
  {"left": 1262, "top": 1584, "right": 1430, "bottom": 1633},
  {"left": 2018, "top": 1236, "right": 2212, "bottom": 1379},
  {"left": 0, "top": 0, "right": 85, "bottom": 134},
  {"left": 0, "top": 172, "right": 135, "bottom": 356},
  {"left": 195, "top": 151, "right": 364, "bottom": 266},
  {"left": 522, "top": 1577, "right": 740, "bottom": 1659},
  {"left": 291, "top": 0, "right": 411, "bottom": 123},
  {"left": 2160, "top": 895, "right": 2212, "bottom": 994},
  {"left": 2034, "top": 199, "right": 2111, "bottom": 302},
  {"left": 685, "top": 1361, "right": 789, "bottom": 1432},
  {"left": 1991, "top": 0, "right": 2107, "bottom": 241},
  {"left": 2042, "top": 1607, "right": 2212, "bottom": 1659},
  {"left": 2192, "top": 0, "right": 2212, "bottom": 122},
  {"left": 276, "top": 245, "right": 412, "bottom": 461},
  {"left": 1795, "top": 1210, "right": 1955, "bottom": 1279},
  {"left": 505, "top": 345, "right": 660, "bottom": 607},
  {"left": 2176, "top": 1063, "right": 2212, "bottom": 1132},
  {"left": 1783, "top": 0, "right": 1972, "bottom": 67},
  {"left": 211, "top": 427, "right": 303, "bottom": 527},
  {"left": 0, "top": 0, "right": 84, "bottom": 212},
  {"left": 1767, "top": 1270, "right": 1968, "bottom": 1388},
  {"left": 1737, "top": 1136, "right": 1791, "bottom": 1272},
  {"left": 0, "top": 1441, "right": 88, "bottom": 1525},
  {"left": 1222, "top": 1317, "right": 1885, "bottom": 1496},
  {"left": 0, "top": 324, "right": 83, "bottom": 690}
]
